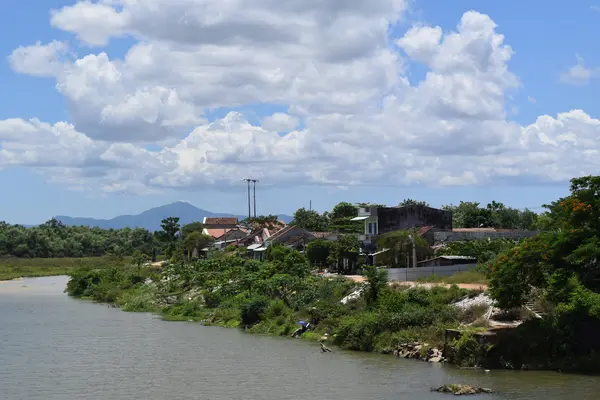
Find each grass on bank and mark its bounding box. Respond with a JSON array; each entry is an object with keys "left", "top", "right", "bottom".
[
  {"left": 416, "top": 271, "right": 488, "bottom": 285},
  {"left": 65, "top": 260, "right": 487, "bottom": 356},
  {"left": 0, "top": 256, "right": 133, "bottom": 280}
]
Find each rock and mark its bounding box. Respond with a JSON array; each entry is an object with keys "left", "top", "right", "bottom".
[
  {"left": 433, "top": 384, "right": 494, "bottom": 395},
  {"left": 320, "top": 342, "right": 333, "bottom": 353},
  {"left": 395, "top": 342, "right": 445, "bottom": 362}
]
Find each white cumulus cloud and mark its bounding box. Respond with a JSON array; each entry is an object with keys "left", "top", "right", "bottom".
[{"left": 2, "top": 3, "right": 599, "bottom": 194}]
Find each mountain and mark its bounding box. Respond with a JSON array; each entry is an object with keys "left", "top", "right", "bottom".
[{"left": 56, "top": 202, "right": 293, "bottom": 231}]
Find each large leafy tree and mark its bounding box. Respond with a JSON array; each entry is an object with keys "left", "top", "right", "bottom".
[
  {"left": 328, "top": 202, "right": 362, "bottom": 234},
  {"left": 183, "top": 231, "right": 214, "bottom": 259},
  {"left": 158, "top": 217, "right": 181, "bottom": 258},
  {"left": 376, "top": 230, "right": 430, "bottom": 267},
  {"left": 0, "top": 219, "right": 156, "bottom": 258},
  {"left": 398, "top": 198, "right": 430, "bottom": 207},
  {"left": 488, "top": 176, "right": 600, "bottom": 309},
  {"left": 241, "top": 215, "right": 284, "bottom": 231},
  {"left": 306, "top": 239, "right": 334, "bottom": 267},
  {"left": 290, "top": 208, "right": 329, "bottom": 232},
  {"left": 182, "top": 221, "right": 204, "bottom": 236},
  {"left": 328, "top": 234, "right": 362, "bottom": 274},
  {"left": 435, "top": 238, "right": 518, "bottom": 264},
  {"left": 443, "top": 201, "right": 539, "bottom": 230}
]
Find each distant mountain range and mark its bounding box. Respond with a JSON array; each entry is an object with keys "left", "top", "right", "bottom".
[{"left": 55, "top": 202, "right": 293, "bottom": 231}]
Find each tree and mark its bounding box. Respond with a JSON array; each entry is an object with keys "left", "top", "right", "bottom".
[
  {"left": 436, "top": 239, "right": 517, "bottom": 264},
  {"left": 443, "top": 201, "right": 490, "bottom": 228},
  {"left": 306, "top": 239, "right": 334, "bottom": 267},
  {"left": 160, "top": 217, "right": 181, "bottom": 238},
  {"left": 488, "top": 175, "right": 600, "bottom": 308},
  {"left": 357, "top": 203, "right": 386, "bottom": 208},
  {"left": 132, "top": 250, "right": 149, "bottom": 268},
  {"left": 183, "top": 231, "right": 214, "bottom": 259},
  {"left": 283, "top": 251, "right": 310, "bottom": 278},
  {"left": 182, "top": 221, "right": 204, "bottom": 236},
  {"left": 159, "top": 217, "right": 181, "bottom": 259},
  {"left": 328, "top": 202, "right": 362, "bottom": 234},
  {"left": 519, "top": 208, "right": 539, "bottom": 230},
  {"left": 290, "top": 208, "right": 329, "bottom": 232},
  {"left": 0, "top": 220, "right": 155, "bottom": 259},
  {"left": 363, "top": 265, "right": 388, "bottom": 307},
  {"left": 241, "top": 215, "right": 284, "bottom": 231},
  {"left": 443, "top": 201, "right": 539, "bottom": 230},
  {"left": 376, "top": 230, "right": 430, "bottom": 267},
  {"left": 329, "top": 234, "right": 362, "bottom": 274},
  {"left": 398, "top": 198, "right": 430, "bottom": 207}
]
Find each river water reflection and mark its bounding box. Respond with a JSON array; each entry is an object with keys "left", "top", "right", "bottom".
[{"left": 1, "top": 276, "right": 599, "bottom": 400}]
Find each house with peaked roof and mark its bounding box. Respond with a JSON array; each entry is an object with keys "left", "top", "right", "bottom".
[
  {"left": 251, "top": 225, "right": 316, "bottom": 260},
  {"left": 202, "top": 217, "right": 239, "bottom": 239}
]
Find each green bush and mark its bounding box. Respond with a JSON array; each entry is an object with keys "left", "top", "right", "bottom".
[
  {"left": 334, "top": 312, "right": 382, "bottom": 351},
  {"left": 240, "top": 296, "right": 270, "bottom": 326}
]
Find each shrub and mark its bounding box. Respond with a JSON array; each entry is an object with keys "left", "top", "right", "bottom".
[
  {"left": 334, "top": 312, "right": 382, "bottom": 351},
  {"left": 263, "top": 299, "right": 289, "bottom": 319},
  {"left": 240, "top": 296, "right": 270, "bottom": 326}
]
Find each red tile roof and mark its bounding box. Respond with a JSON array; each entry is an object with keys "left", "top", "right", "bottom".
[
  {"left": 417, "top": 226, "right": 434, "bottom": 236},
  {"left": 205, "top": 228, "right": 232, "bottom": 238},
  {"left": 204, "top": 217, "right": 238, "bottom": 225}
]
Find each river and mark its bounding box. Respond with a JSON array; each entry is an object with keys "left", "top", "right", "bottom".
[{"left": 1, "top": 276, "right": 599, "bottom": 400}]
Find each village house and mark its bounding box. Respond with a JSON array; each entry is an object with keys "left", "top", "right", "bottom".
[
  {"left": 202, "top": 217, "right": 239, "bottom": 239},
  {"left": 250, "top": 225, "right": 316, "bottom": 260},
  {"left": 352, "top": 204, "right": 453, "bottom": 247}
]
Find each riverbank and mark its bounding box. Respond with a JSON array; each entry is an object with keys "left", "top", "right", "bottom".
[
  {"left": 0, "top": 256, "right": 133, "bottom": 281},
  {"left": 63, "top": 257, "right": 600, "bottom": 373},
  {"left": 64, "top": 257, "right": 500, "bottom": 369}
]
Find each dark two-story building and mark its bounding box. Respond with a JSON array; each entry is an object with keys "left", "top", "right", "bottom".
[{"left": 351, "top": 204, "right": 453, "bottom": 249}]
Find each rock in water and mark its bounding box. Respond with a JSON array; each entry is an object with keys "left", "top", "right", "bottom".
[
  {"left": 433, "top": 384, "right": 494, "bottom": 395},
  {"left": 320, "top": 342, "right": 332, "bottom": 353}
]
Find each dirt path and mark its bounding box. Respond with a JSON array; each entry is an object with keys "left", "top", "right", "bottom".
[
  {"left": 393, "top": 281, "right": 488, "bottom": 291},
  {"left": 344, "top": 275, "right": 487, "bottom": 291}
]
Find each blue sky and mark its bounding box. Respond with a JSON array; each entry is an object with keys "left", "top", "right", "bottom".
[{"left": 0, "top": 1, "right": 598, "bottom": 224}]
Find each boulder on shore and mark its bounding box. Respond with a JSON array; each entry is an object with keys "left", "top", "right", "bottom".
[
  {"left": 433, "top": 384, "right": 494, "bottom": 395},
  {"left": 393, "top": 342, "right": 446, "bottom": 363}
]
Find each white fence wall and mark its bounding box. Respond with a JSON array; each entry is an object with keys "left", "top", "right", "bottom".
[
  {"left": 434, "top": 231, "right": 538, "bottom": 243},
  {"left": 383, "top": 263, "right": 478, "bottom": 282}
]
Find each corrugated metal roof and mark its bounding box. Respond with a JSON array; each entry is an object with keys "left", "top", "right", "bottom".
[{"left": 440, "top": 255, "right": 477, "bottom": 260}]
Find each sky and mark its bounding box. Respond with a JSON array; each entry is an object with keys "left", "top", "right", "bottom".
[{"left": 0, "top": 0, "right": 599, "bottom": 224}]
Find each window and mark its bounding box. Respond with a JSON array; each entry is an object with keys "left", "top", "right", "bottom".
[
  {"left": 368, "top": 223, "right": 373, "bottom": 234},
  {"left": 373, "top": 223, "right": 377, "bottom": 234}
]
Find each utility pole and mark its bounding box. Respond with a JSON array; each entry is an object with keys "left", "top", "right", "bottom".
[
  {"left": 251, "top": 179, "right": 259, "bottom": 218},
  {"left": 243, "top": 178, "right": 251, "bottom": 220},
  {"left": 309, "top": 200, "right": 312, "bottom": 211},
  {"left": 408, "top": 234, "right": 417, "bottom": 268}
]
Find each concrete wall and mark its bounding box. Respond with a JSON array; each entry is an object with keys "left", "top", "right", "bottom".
[
  {"left": 383, "top": 263, "right": 478, "bottom": 282},
  {"left": 434, "top": 231, "right": 539, "bottom": 244}
]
